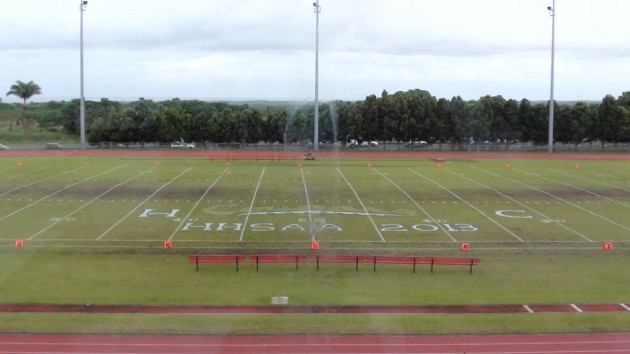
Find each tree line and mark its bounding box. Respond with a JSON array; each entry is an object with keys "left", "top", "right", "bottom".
[{"left": 4, "top": 85, "right": 630, "bottom": 148}]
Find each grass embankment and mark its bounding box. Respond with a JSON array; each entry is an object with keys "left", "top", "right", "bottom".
[{"left": 0, "top": 248, "right": 628, "bottom": 334}]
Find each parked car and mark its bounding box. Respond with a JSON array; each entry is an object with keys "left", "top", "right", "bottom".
[
  {"left": 348, "top": 139, "right": 379, "bottom": 147},
  {"left": 170, "top": 141, "right": 195, "bottom": 149},
  {"left": 45, "top": 143, "right": 64, "bottom": 150},
  {"left": 406, "top": 141, "right": 428, "bottom": 148},
  {"left": 0, "top": 143, "right": 9, "bottom": 150}
]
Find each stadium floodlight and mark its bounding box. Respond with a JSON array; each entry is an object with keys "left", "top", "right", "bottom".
[
  {"left": 547, "top": 1, "right": 555, "bottom": 153},
  {"left": 313, "top": 0, "right": 321, "bottom": 152},
  {"left": 79, "top": 0, "right": 88, "bottom": 150}
]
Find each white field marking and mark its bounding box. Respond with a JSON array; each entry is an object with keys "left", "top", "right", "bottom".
[
  {"left": 0, "top": 164, "right": 127, "bottom": 223},
  {"left": 336, "top": 168, "right": 386, "bottom": 242},
  {"left": 96, "top": 167, "right": 192, "bottom": 240},
  {"left": 239, "top": 167, "right": 265, "bottom": 242},
  {"left": 571, "top": 304, "right": 584, "bottom": 313},
  {"left": 0, "top": 167, "right": 78, "bottom": 198},
  {"left": 28, "top": 167, "right": 156, "bottom": 240},
  {"left": 300, "top": 168, "right": 312, "bottom": 223},
  {"left": 300, "top": 168, "right": 314, "bottom": 240},
  {"left": 168, "top": 167, "right": 229, "bottom": 241},
  {"left": 409, "top": 169, "right": 524, "bottom": 242},
  {"left": 621, "top": 303, "right": 630, "bottom": 312},
  {"left": 549, "top": 168, "right": 630, "bottom": 194},
  {"left": 446, "top": 169, "right": 593, "bottom": 242},
  {"left": 473, "top": 166, "right": 630, "bottom": 233},
  {"left": 373, "top": 168, "right": 456, "bottom": 242},
  {"left": 517, "top": 169, "right": 629, "bottom": 209},
  {"left": 523, "top": 305, "right": 535, "bottom": 313},
  {"left": 0, "top": 166, "right": 50, "bottom": 182}
]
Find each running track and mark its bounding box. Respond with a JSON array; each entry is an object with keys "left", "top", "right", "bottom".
[{"left": 2, "top": 332, "right": 630, "bottom": 353}]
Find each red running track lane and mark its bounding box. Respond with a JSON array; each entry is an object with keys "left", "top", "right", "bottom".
[
  {"left": 1, "top": 332, "right": 630, "bottom": 353},
  {"left": 1, "top": 303, "right": 629, "bottom": 314},
  {"left": 2, "top": 149, "right": 629, "bottom": 161}
]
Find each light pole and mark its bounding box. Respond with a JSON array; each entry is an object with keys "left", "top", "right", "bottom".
[
  {"left": 547, "top": 1, "right": 555, "bottom": 153},
  {"left": 313, "top": 0, "right": 321, "bottom": 152},
  {"left": 79, "top": 0, "right": 87, "bottom": 150}
]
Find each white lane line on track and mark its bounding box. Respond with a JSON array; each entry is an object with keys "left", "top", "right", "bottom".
[
  {"left": 168, "top": 167, "right": 229, "bottom": 241},
  {"left": 620, "top": 303, "right": 630, "bottom": 312},
  {"left": 473, "top": 166, "right": 629, "bottom": 234},
  {"left": 28, "top": 167, "right": 156, "bottom": 240},
  {"left": 2, "top": 336, "right": 630, "bottom": 354},
  {"left": 523, "top": 304, "right": 535, "bottom": 313},
  {"left": 571, "top": 304, "right": 584, "bottom": 313},
  {"left": 0, "top": 165, "right": 127, "bottom": 223},
  {"left": 96, "top": 167, "right": 193, "bottom": 240},
  {"left": 409, "top": 168, "right": 524, "bottom": 242},
  {"left": 337, "top": 167, "right": 386, "bottom": 242},
  {"left": 240, "top": 167, "right": 265, "bottom": 242},
  {"left": 374, "top": 168, "right": 456, "bottom": 242}
]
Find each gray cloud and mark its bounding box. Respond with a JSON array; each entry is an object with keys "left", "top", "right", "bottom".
[{"left": 1, "top": 0, "right": 628, "bottom": 103}]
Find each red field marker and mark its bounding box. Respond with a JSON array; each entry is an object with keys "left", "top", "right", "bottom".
[
  {"left": 84, "top": 162, "right": 91, "bottom": 167},
  {"left": 437, "top": 163, "right": 443, "bottom": 168},
  {"left": 311, "top": 241, "right": 320, "bottom": 250},
  {"left": 603, "top": 242, "right": 613, "bottom": 250},
  {"left": 164, "top": 241, "right": 172, "bottom": 249},
  {"left": 461, "top": 242, "right": 470, "bottom": 251},
  {"left": 15, "top": 240, "right": 24, "bottom": 247},
  {"left": 505, "top": 163, "right": 510, "bottom": 169},
  {"left": 17, "top": 161, "right": 23, "bottom": 167},
  {"left": 155, "top": 162, "right": 160, "bottom": 167},
  {"left": 297, "top": 162, "right": 303, "bottom": 169},
  {"left": 575, "top": 164, "right": 580, "bottom": 169},
  {"left": 367, "top": 163, "right": 373, "bottom": 168}
]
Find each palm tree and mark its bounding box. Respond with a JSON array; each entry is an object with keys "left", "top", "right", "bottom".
[{"left": 6, "top": 80, "right": 42, "bottom": 130}]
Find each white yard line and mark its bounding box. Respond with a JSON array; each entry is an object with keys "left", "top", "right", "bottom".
[
  {"left": 519, "top": 169, "right": 629, "bottom": 209},
  {"left": 0, "top": 167, "right": 79, "bottom": 198},
  {"left": 0, "top": 166, "right": 50, "bottom": 182},
  {"left": 409, "top": 169, "right": 525, "bottom": 242},
  {"left": 374, "top": 168, "right": 456, "bottom": 242},
  {"left": 96, "top": 167, "right": 193, "bottom": 240},
  {"left": 336, "top": 168, "right": 386, "bottom": 242},
  {"left": 300, "top": 168, "right": 315, "bottom": 241},
  {"left": 239, "top": 168, "right": 265, "bottom": 242},
  {"left": 28, "top": 167, "right": 156, "bottom": 240},
  {"left": 300, "top": 168, "right": 313, "bottom": 223},
  {"left": 0, "top": 164, "right": 127, "bottom": 223},
  {"left": 548, "top": 168, "right": 630, "bottom": 194},
  {"left": 473, "top": 166, "right": 630, "bottom": 233},
  {"left": 168, "top": 167, "right": 229, "bottom": 241},
  {"left": 447, "top": 169, "right": 593, "bottom": 242}
]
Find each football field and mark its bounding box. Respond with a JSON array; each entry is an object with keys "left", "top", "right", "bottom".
[{"left": 1, "top": 154, "right": 628, "bottom": 252}]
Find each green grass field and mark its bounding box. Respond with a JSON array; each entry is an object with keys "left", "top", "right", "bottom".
[{"left": 0, "top": 155, "right": 628, "bottom": 334}]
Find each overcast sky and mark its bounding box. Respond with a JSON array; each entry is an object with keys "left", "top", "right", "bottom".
[{"left": 1, "top": 0, "right": 628, "bottom": 103}]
